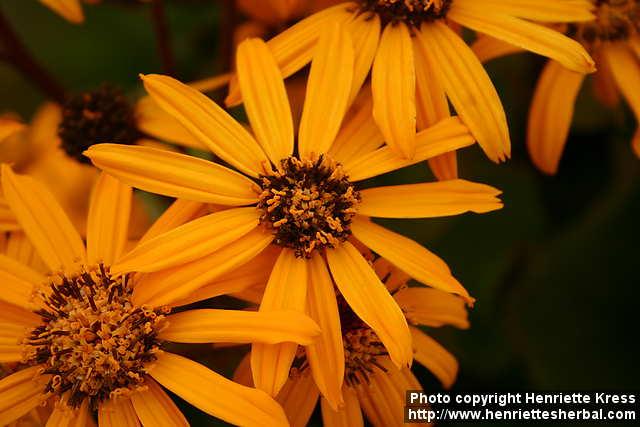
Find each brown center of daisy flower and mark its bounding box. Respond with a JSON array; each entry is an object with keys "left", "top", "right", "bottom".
[
  {"left": 257, "top": 155, "right": 360, "bottom": 258},
  {"left": 58, "top": 85, "right": 139, "bottom": 164},
  {"left": 358, "top": 0, "right": 453, "bottom": 27},
  {"left": 23, "top": 264, "right": 169, "bottom": 409},
  {"left": 571, "top": 0, "right": 640, "bottom": 48}
]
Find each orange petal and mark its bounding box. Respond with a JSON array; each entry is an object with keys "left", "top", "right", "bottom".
[
  {"left": 133, "top": 228, "right": 273, "bottom": 307},
  {"left": 236, "top": 38, "right": 294, "bottom": 163},
  {"left": 417, "top": 22, "right": 510, "bottom": 163},
  {"left": 305, "top": 253, "right": 345, "bottom": 410},
  {"left": 350, "top": 217, "right": 474, "bottom": 304},
  {"left": 98, "top": 397, "right": 140, "bottom": 427},
  {"left": 140, "top": 74, "right": 268, "bottom": 177},
  {"left": 160, "top": 309, "right": 319, "bottom": 345},
  {"left": 149, "top": 351, "right": 288, "bottom": 426},
  {"left": 86, "top": 172, "right": 132, "bottom": 266},
  {"left": 345, "top": 12, "right": 381, "bottom": 103},
  {"left": 0, "top": 254, "right": 44, "bottom": 310},
  {"left": 394, "top": 287, "right": 470, "bottom": 329},
  {"left": 113, "top": 207, "right": 259, "bottom": 274},
  {"left": 298, "top": 23, "right": 354, "bottom": 159},
  {"left": 39, "top": 0, "right": 84, "bottom": 24},
  {"left": 1, "top": 165, "right": 86, "bottom": 272},
  {"left": 358, "top": 179, "right": 503, "bottom": 218},
  {"left": 252, "top": 249, "right": 308, "bottom": 396},
  {"left": 320, "top": 386, "right": 363, "bottom": 427},
  {"left": 276, "top": 374, "right": 320, "bottom": 427},
  {"left": 410, "top": 326, "right": 459, "bottom": 389},
  {"left": 372, "top": 22, "right": 416, "bottom": 159},
  {"left": 326, "top": 242, "right": 412, "bottom": 368},
  {"left": 85, "top": 144, "right": 258, "bottom": 205},
  {"left": 527, "top": 60, "right": 584, "bottom": 175},
  {"left": 129, "top": 378, "right": 188, "bottom": 427},
  {"left": 0, "top": 366, "right": 48, "bottom": 426},
  {"left": 138, "top": 199, "right": 206, "bottom": 245}
]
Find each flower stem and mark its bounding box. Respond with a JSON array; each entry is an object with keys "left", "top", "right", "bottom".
[
  {"left": 150, "top": 0, "right": 175, "bottom": 76},
  {"left": 0, "top": 8, "right": 65, "bottom": 103}
]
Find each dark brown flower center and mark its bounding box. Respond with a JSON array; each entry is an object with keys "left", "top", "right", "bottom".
[
  {"left": 24, "top": 264, "right": 168, "bottom": 409},
  {"left": 571, "top": 0, "right": 640, "bottom": 48},
  {"left": 257, "top": 155, "right": 360, "bottom": 258},
  {"left": 359, "top": 0, "right": 453, "bottom": 27},
  {"left": 58, "top": 85, "right": 139, "bottom": 164}
]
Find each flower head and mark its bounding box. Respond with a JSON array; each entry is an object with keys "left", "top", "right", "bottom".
[
  {"left": 84, "top": 24, "right": 502, "bottom": 402},
  {"left": 0, "top": 165, "right": 321, "bottom": 426},
  {"left": 225, "top": 0, "right": 596, "bottom": 168}
]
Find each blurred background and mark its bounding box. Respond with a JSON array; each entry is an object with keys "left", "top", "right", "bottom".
[{"left": 1, "top": 1, "right": 639, "bottom": 425}]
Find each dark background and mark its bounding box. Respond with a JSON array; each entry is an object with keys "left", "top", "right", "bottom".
[{"left": 1, "top": 1, "right": 638, "bottom": 425}]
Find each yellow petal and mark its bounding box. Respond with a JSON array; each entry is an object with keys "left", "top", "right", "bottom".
[
  {"left": 354, "top": 368, "right": 404, "bottom": 427},
  {"left": 0, "top": 118, "right": 25, "bottom": 143},
  {"left": 345, "top": 12, "right": 381, "bottom": 103},
  {"left": 129, "top": 378, "right": 188, "bottom": 427},
  {"left": 351, "top": 217, "right": 474, "bottom": 304},
  {"left": 298, "top": 23, "right": 354, "bottom": 159},
  {"left": 449, "top": 1, "right": 595, "bottom": 73},
  {"left": 149, "top": 351, "right": 288, "bottom": 427},
  {"left": 252, "top": 249, "right": 308, "bottom": 396},
  {"left": 0, "top": 322, "right": 29, "bottom": 362},
  {"left": 46, "top": 398, "right": 91, "bottom": 427},
  {"left": 169, "top": 247, "right": 278, "bottom": 307},
  {"left": 133, "top": 228, "right": 273, "bottom": 306},
  {"left": 410, "top": 326, "right": 458, "bottom": 389},
  {"left": 1, "top": 165, "right": 86, "bottom": 272},
  {"left": 0, "top": 366, "right": 48, "bottom": 426},
  {"left": 326, "top": 241, "right": 412, "bottom": 368},
  {"left": 237, "top": 38, "right": 294, "bottom": 163},
  {"left": 140, "top": 74, "right": 268, "bottom": 177},
  {"left": 343, "top": 117, "right": 474, "bottom": 181},
  {"left": 160, "top": 309, "right": 319, "bottom": 345},
  {"left": 0, "top": 197, "right": 19, "bottom": 232},
  {"left": 98, "top": 397, "right": 140, "bottom": 427},
  {"left": 226, "top": 3, "right": 354, "bottom": 106},
  {"left": 85, "top": 144, "right": 258, "bottom": 205},
  {"left": 86, "top": 172, "right": 132, "bottom": 266},
  {"left": 0, "top": 254, "right": 44, "bottom": 309},
  {"left": 604, "top": 43, "right": 640, "bottom": 121},
  {"left": 305, "top": 253, "right": 345, "bottom": 410},
  {"left": 417, "top": 22, "right": 510, "bottom": 163},
  {"left": 394, "top": 287, "right": 470, "bottom": 329},
  {"left": 527, "top": 60, "right": 584, "bottom": 175},
  {"left": 428, "top": 152, "right": 459, "bottom": 181},
  {"left": 358, "top": 179, "right": 503, "bottom": 218},
  {"left": 135, "top": 96, "right": 207, "bottom": 150},
  {"left": 329, "top": 89, "right": 385, "bottom": 165},
  {"left": 113, "top": 207, "right": 259, "bottom": 274},
  {"left": 468, "top": 0, "right": 594, "bottom": 22},
  {"left": 321, "top": 387, "right": 363, "bottom": 427},
  {"left": 0, "top": 300, "right": 40, "bottom": 326},
  {"left": 5, "top": 232, "right": 47, "bottom": 272},
  {"left": 38, "top": 0, "right": 84, "bottom": 24},
  {"left": 372, "top": 22, "right": 416, "bottom": 159},
  {"left": 472, "top": 34, "right": 525, "bottom": 63},
  {"left": 188, "top": 72, "right": 231, "bottom": 93},
  {"left": 413, "top": 31, "right": 450, "bottom": 129},
  {"left": 138, "top": 199, "right": 206, "bottom": 245},
  {"left": 277, "top": 373, "right": 319, "bottom": 427}
]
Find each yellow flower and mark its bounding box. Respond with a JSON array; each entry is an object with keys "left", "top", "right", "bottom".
[
  {"left": 0, "top": 165, "right": 322, "bottom": 426},
  {"left": 225, "top": 0, "right": 596, "bottom": 165},
  {"left": 476, "top": 1, "right": 640, "bottom": 174},
  {"left": 85, "top": 24, "right": 502, "bottom": 399},
  {"left": 38, "top": 0, "right": 85, "bottom": 24},
  {"left": 233, "top": 256, "right": 469, "bottom": 425}
]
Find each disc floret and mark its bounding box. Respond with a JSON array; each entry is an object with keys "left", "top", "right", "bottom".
[
  {"left": 58, "top": 85, "right": 139, "bottom": 163},
  {"left": 24, "top": 264, "right": 169, "bottom": 409},
  {"left": 257, "top": 155, "right": 360, "bottom": 258},
  {"left": 359, "top": 0, "right": 453, "bottom": 27},
  {"left": 572, "top": 0, "right": 640, "bottom": 49}
]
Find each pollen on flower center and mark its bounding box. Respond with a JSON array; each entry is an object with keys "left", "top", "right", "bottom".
[
  {"left": 358, "top": 0, "right": 453, "bottom": 27},
  {"left": 23, "top": 264, "right": 169, "bottom": 409},
  {"left": 257, "top": 155, "right": 360, "bottom": 258},
  {"left": 58, "top": 85, "right": 139, "bottom": 164},
  {"left": 571, "top": 0, "right": 640, "bottom": 48}
]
